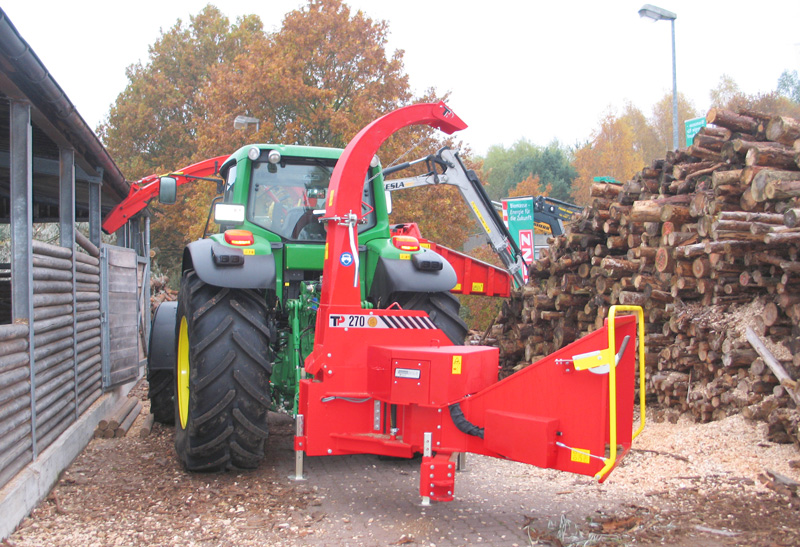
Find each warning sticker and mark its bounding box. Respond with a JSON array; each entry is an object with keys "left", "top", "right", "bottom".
[
  {"left": 452, "top": 355, "right": 462, "bottom": 375},
  {"left": 570, "top": 448, "right": 591, "bottom": 464}
]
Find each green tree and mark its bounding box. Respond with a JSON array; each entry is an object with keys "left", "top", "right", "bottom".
[
  {"left": 777, "top": 70, "right": 800, "bottom": 104},
  {"left": 481, "top": 140, "right": 575, "bottom": 202},
  {"left": 481, "top": 140, "right": 538, "bottom": 200}
]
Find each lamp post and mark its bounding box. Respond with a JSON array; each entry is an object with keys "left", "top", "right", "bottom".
[
  {"left": 639, "top": 4, "right": 678, "bottom": 150},
  {"left": 233, "top": 115, "right": 260, "bottom": 132}
]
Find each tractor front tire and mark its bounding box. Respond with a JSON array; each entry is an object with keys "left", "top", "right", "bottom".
[
  {"left": 174, "top": 270, "right": 272, "bottom": 472},
  {"left": 389, "top": 291, "right": 468, "bottom": 345}
]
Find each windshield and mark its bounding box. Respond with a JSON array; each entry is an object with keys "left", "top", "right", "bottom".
[{"left": 248, "top": 158, "right": 376, "bottom": 241}]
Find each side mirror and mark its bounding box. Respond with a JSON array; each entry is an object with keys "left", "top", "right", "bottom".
[
  {"left": 159, "top": 177, "right": 177, "bottom": 204},
  {"left": 307, "top": 187, "right": 326, "bottom": 200}
]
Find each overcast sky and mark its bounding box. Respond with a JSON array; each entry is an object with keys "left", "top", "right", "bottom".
[{"left": 4, "top": 1, "right": 799, "bottom": 157}]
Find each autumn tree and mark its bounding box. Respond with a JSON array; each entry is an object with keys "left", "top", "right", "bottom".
[
  {"left": 508, "top": 174, "right": 551, "bottom": 198},
  {"left": 649, "top": 92, "right": 699, "bottom": 152},
  {"left": 709, "top": 74, "right": 800, "bottom": 119},
  {"left": 620, "top": 102, "right": 661, "bottom": 167},
  {"left": 98, "top": 6, "right": 265, "bottom": 276},
  {"left": 197, "top": 0, "right": 413, "bottom": 154},
  {"left": 99, "top": 6, "right": 263, "bottom": 177},
  {"left": 571, "top": 113, "right": 644, "bottom": 206},
  {"left": 101, "top": 1, "right": 464, "bottom": 276}
]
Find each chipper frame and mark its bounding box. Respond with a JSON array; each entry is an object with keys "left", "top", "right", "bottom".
[{"left": 296, "top": 102, "right": 646, "bottom": 502}]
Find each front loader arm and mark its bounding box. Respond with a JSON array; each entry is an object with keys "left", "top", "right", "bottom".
[
  {"left": 102, "top": 155, "right": 228, "bottom": 234},
  {"left": 384, "top": 149, "right": 527, "bottom": 287}
]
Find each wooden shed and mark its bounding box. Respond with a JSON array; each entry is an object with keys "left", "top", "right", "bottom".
[{"left": 0, "top": 8, "right": 150, "bottom": 536}]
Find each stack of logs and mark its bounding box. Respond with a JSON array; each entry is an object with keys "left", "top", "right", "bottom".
[
  {"left": 491, "top": 108, "right": 800, "bottom": 444},
  {"left": 150, "top": 274, "right": 177, "bottom": 315},
  {"left": 93, "top": 396, "right": 142, "bottom": 438}
]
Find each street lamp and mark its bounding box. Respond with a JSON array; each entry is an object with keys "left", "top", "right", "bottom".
[
  {"left": 233, "top": 115, "right": 260, "bottom": 132},
  {"left": 639, "top": 4, "right": 678, "bottom": 150}
]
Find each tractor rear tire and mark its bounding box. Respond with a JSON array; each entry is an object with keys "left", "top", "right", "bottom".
[
  {"left": 389, "top": 291, "right": 468, "bottom": 345},
  {"left": 174, "top": 270, "right": 272, "bottom": 472},
  {"left": 147, "top": 369, "right": 175, "bottom": 425}
]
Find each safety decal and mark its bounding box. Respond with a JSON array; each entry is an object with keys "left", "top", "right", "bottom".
[
  {"left": 340, "top": 252, "right": 354, "bottom": 266},
  {"left": 328, "top": 314, "right": 436, "bottom": 329},
  {"left": 570, "top": 447, "right": 591, "bottom": 464}
]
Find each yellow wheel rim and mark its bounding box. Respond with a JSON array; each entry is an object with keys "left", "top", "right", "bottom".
[{"left": 177, "top": 316, "right": 190, "bottom": 429}]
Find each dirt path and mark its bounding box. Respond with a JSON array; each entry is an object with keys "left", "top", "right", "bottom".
[{"left": 5, "top": 382, "right": 800, "bottom": 546}]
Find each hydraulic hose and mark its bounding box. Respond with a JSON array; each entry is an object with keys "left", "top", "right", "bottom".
[{"left": 448, "top": 402, "right": 484, "bottom": 439}]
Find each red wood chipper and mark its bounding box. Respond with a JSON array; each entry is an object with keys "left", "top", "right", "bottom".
[{"left": 295, "top": 102, "right": 646, "bottom": 503}]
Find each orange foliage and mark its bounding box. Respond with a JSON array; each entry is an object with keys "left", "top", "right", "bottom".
[
  {"left": 571, "top": 114, "right": 644, "bottom": 206},
  {"left": 508, "top": 174, "right": 552, "bottom": 199}
]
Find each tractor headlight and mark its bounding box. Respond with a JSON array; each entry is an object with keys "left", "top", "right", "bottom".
[
  {"left": 214, "top": 203, "right": 245, "bottom": 223},
  {"left": 248, "top": 147, "right": 261, "bottom": 161},
  {"left": 268, "top": 150, "right": 281, "bottom": 164}
]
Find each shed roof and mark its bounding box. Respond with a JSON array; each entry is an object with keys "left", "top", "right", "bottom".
[{"left": 0, "top": 8, "right": 129, "bottom": 221}]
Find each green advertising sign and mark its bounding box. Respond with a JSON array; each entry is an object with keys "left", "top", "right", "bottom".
[
  {"left": 501, "top": 197, "right": 535, "bottom": 281},
  {"left": 685, "top": 116, "right": 707, "bottom": 146}
]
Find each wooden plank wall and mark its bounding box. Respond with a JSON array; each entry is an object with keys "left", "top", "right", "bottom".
[
  {"left": 106, "top": 246, "right": 139, "bottom": 387},
  {"left": 0, "top": 230, "right": 103, "bottom": 491},
  {"left": 74, "top": 235, "right": 102, "bottom": 415},
  {"left": 0, "top": 323, "right": 32, "bottom": 489}
]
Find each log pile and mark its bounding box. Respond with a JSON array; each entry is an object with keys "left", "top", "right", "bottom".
[
  {"left": 150, "top": 274, "right": 176, "bottom": 315},
  {"left": 94, "top": 397, "right": 142, "bottom": 438},
  {"left": 489, "top": 108, "right": 800, "bottom": 443}
]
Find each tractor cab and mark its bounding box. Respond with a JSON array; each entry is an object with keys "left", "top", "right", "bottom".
[{"left": 218, "top": 145, "right": 381, "bottom": 245}]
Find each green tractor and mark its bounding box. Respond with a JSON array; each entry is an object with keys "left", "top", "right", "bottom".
[{"left": 146, "top": 143, "right": 472, "bottom": 471}]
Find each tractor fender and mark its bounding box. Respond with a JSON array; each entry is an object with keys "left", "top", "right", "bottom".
[
  {"left": 147, "top": 300, "right": 178, "bottom": 372},
  {"left": 369, "top": 248, "right": 457, "bottom": 304},
  {"left": 182, "top": 238, "right": 276, "bottom": 289}
]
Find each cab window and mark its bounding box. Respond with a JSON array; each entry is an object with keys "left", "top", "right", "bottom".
[{"left": 248, "top": 158, "right": 375, "bottom": 241}]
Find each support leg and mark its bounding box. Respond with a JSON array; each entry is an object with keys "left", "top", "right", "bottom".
[
  {"left": 290, "top": 414, "right": 307, "bottom": 481},
  {"left": 420, "top": 432, "right": 432, "bottom": 506},
  {"left": 456, "top": 452, "right": 467, "bottom": 472}
]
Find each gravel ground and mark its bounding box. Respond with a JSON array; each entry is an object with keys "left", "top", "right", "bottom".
[{"left": 4, "top": 380, "right": 800, "bottom": 547}]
